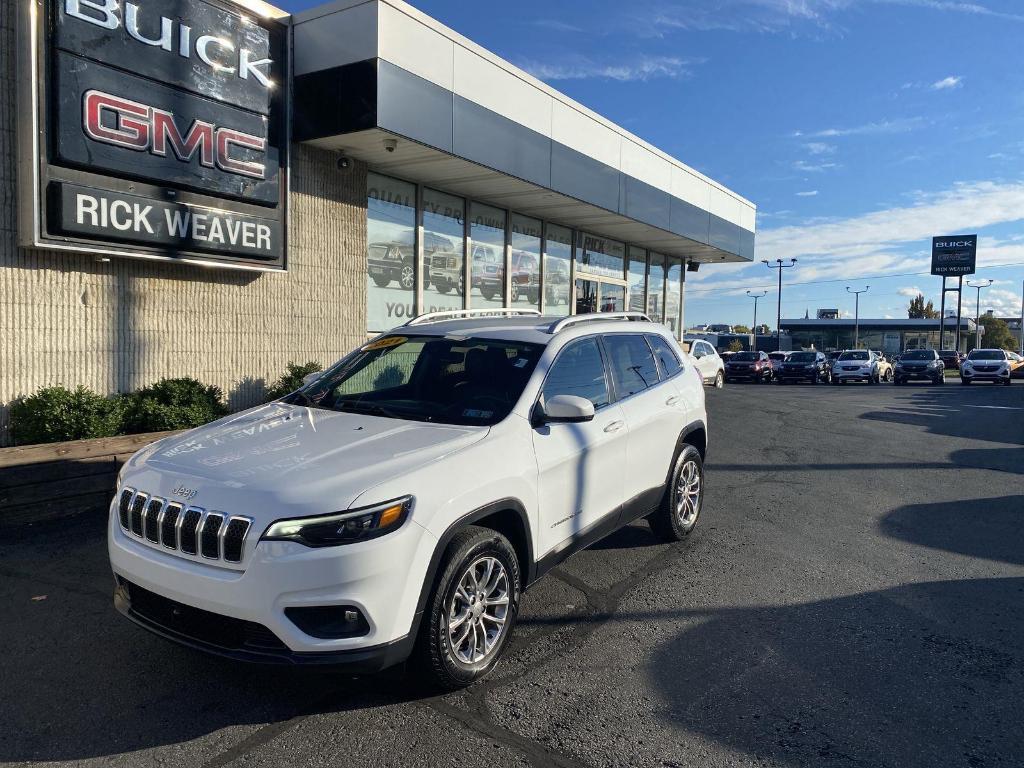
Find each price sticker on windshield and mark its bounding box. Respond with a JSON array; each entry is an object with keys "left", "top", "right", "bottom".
[{"left": 361, "top": 336, "right": 407, "bottom": 351}]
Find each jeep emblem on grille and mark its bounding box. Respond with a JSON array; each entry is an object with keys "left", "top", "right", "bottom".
[{"left": 172, "top": 485, "right": 198, "bottom": 500}]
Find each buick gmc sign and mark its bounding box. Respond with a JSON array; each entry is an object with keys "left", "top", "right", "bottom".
[
  {"left": 931, "top": 235, "right": 977, "bottom": 277},
  {"left": 18, "top": 0, "right": 289, "bottom": 269}
]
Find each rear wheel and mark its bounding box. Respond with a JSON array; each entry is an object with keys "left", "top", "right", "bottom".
[
  {"left": 371, "top": 274, "right": 391, "bottom": 288},
  {"left": 414, "top": 526, "right": 520, "bottom": 690},
  {"left": 649, "top": 445, "right": 704, "bottom": 542},
  {"left": 962, "top": 378, "right": 970, "bottom": 385},
  {"left": 714, "top": 371, "right": 724, "bottom": 389}
]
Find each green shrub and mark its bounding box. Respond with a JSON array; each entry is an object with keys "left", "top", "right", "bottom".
[
  {"left": 124, "top": 378, "right": 228, "bottom": 433},
  {"left": 9, "top": 386, "right": 126, "bottom": 445},
  {"left": 265, "top": 361, "right": 322, "bottom": 401}
]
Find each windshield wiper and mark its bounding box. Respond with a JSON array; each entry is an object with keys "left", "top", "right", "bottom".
[{"left": 333, "top": 399, "right": 426, "bottom": 421}]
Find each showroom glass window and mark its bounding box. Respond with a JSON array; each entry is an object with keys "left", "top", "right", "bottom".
[
  {"left": 576, "top": 232, "right": 625, "bottom": 279},
  {"left": 665, "top": 259, "right": 682, "bottom": 335},
  {"left": 544, "top": 224, "right": 573, "bottom": 317},
  {"left": 366, "top": 174, "right": 416, "bottom": 332},
  {"left": 470, "top": 203, "right": 507, "bottom": 309},
  {"left": 647, "top": 253, "right": 666, "bottom": 323},
  {"left": 627, "top": 246, "right": 647, "bottom": 312},
  {"left": 511, "top": 213, "right": 542, "bottom": 310},
  {"left": 422, "top": 189, "right": 465, "bottom": 314}
]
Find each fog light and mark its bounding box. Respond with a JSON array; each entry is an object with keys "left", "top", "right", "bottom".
[{"left": 285, "top": 605, "right": 370, "bottom": 639}]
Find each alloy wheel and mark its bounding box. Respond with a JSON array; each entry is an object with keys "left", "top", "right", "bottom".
[
  {"left": 447, "top": 556, "right": 510, "bottom": 665},
  {"left": 675, "top": 459, "right": 702, "bottom": 527}
]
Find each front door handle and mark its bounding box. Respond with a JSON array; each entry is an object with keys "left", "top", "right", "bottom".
[
  {"left": 604, "top": 420, "right": 625, "bottom": 433},
  {"left": 665, "top": 396, "right": 681, "bottom": 406}
]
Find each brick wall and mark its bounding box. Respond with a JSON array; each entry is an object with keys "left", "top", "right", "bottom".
[{"left": 0, "top": 7, "right": 368, "bottom": 446}]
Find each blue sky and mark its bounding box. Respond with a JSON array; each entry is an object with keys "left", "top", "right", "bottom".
[{"left": 281, "top": 0, "right": 1024, "bottom": 326}]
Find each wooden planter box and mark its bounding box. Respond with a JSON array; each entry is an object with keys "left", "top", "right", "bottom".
[{"left": 0, "top": 431, "right": 180, "bottom": 527}]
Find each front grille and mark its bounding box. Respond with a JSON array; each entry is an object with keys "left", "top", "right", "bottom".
[
  {"left": 974, "top": 366, "right": 998, "bottom": 373},
  {"left": 116, "top": 487, "right": 252, "bottom": 565},
  {"left": 123, "top": 580, "right": 288, "bottom": 654}
]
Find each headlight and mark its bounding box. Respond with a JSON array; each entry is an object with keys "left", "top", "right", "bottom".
[{"left": 262, "top": 496, "right": 413, "bottom": 547}]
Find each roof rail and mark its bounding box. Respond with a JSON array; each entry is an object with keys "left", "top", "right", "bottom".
[
  {"left": 546, "top": 312, "right": 652, "bottom": 334},
  {"left": 403, "top": 308, "right": 542, "bottom": 327}
]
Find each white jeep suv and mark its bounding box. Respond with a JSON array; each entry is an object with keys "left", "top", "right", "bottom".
[{"left": 109, "top": 310, "right": 708, "bottom": 688}]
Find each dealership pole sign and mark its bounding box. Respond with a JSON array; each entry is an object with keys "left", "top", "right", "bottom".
[
  {"left": 931, "top": 235, "right": 977, "bottom": 277},
  {"left": 18, "top": 0, "right": 289, "bottom": 270}
]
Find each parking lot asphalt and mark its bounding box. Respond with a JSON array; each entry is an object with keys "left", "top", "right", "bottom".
[{"left": 2, "top": 380, "right": 1023, "bottom": 768}]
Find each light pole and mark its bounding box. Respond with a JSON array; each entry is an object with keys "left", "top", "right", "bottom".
[
  {"left": 846, "top": 285, "right": 869, "bottom": 349},
  {"left": 762, "top": 258, "right": 797, "bottom": 351},
  {"left": 967, "top": 279, "right": 993, "bottom": 350},
  {"left": 747, "top": 290, "right": 767, "bottom": 351}
]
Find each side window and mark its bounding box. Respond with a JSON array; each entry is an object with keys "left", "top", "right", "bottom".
[
  {"left": 603, "top": 334, "right": 661, "bottom": 398},
  {"left": 542, "top": 338, "right": 610, "bottom": 409},
  {"left": 648, "top": 335, "right": 683, "bottom": 379}
]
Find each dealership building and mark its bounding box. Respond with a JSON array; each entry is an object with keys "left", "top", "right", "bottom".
[
  {"left": 779, "top": 317, "right": 977, "bottom": 355},
  {"left": 0, "top": 0, "right": 756, "bottom": 444}
]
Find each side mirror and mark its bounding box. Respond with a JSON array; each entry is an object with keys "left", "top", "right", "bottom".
[
  {"left": 540, "top": 395, "right": 595, "bottom": 424},
  {"left": 302, "top": 371, "right": 322, "bottom": 386}
]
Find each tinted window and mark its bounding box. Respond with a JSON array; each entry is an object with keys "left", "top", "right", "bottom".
[
  {"left": 648, "top": 334, "right": 683, "bottom": 378},
  {"left": 734, "top": 352, "right": 759, "bottom": 361},
  {"left": 542, "top": 338, "right": 610, "bottom": 409},
  {"left": 604, "top": 334, "right": 661, "bottom": 397},
  {"left": 902, "top": 350, "right": 936, "bottom": 360},
  {"left": 789, "top": 352, "right": 817, "bottom": 362},
  {"left": 968, "top": 350, "right": 1006, "bottom": 360},
  {"left": 839, "top": 351, "right": 870, "bottom": 361}
]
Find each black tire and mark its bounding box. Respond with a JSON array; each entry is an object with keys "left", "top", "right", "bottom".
[
  {"left": 961, "top": 378, "right": 970, "bottom": 385},
  {"left": 832, "top": 377, "right": 841, "bottom": 385},
  {"left": 413, "top": 526, "right": 521, "bottom": 690},
  {"left": 648, "top": 444, "right": 704, "bottom": 542},
  {"left": 1005, "top": 378, "right": 1013, "bottom": 386},
  {"left": 371, "top": 274, "right": 391, "bottom": 288},
  {"left": 480, "top": 288, "right": 494, "bottom": 301},
  {"left": 434, "top": 279, "right": 450, "bottom": 294},
  {"left": 714, "top": 371, "right": 724, "bottom": 389}
]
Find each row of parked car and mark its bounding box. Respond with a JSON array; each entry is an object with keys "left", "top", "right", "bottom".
[{"left": 685, "top": 340, "right": 1023, "bottom": 387}]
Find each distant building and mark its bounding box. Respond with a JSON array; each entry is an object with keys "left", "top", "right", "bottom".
[{"left": 780, "top": 317, "right": 976, "bottom": 354}]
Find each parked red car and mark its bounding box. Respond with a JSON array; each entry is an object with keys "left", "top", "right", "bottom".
[{"left": 938, "top": 349, "right": 965, "bottom": 370}]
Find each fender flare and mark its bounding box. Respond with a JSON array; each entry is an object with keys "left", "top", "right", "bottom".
[{"left": 409, "top": 498, "right": 533, "bottom": 640}]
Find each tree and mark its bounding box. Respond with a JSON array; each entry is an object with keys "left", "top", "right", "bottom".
[
  {"left": 977, "top": 315, "right": 1016, "bottom": 350},
  {"left": 728, "top": 339, "right": 744, "bottom": 353},
  {"left": 733, "top": 324, "right": 751, "bottom": 334},
  {"left": 908, "top": 293, "right": 939, "bottom": 319}
]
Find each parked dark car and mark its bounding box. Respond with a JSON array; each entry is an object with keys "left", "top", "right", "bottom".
[
  {"left": 480, "top": 250, "right": 540, "bottom": 303},
  {"left": 938, "top": 349, "right": 965, "bottom": 370},
  {"left": 894, "top": 349, "right": 945, "bottom": 385},
  {"left": 368, "top": 232, "right": 452, "bottom": 291},
  {"left": 775, "top": 350, "right": 832, "bottom": 384},
  {"left": 724, "top": 350, "right": 774, "bottom": 383}
]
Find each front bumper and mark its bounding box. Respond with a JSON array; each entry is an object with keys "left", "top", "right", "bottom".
[
  {"left": 108, "top": 506, "right": 437, "bottom": 665},
  {"left": 833, "top": 369, "right": 873, "bottom": 381},
  {"left": 961, "top": 368, "right": 1010, "bottom": 382}
]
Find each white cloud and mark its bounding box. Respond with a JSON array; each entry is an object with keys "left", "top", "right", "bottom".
[
  {"left": 805, "top": 142, "right": 837, "bottom": 155},
  {"left": 979, "top": 288, "right": 1024, "bottom": 317},
  {"left": 519, "top": 55, "right": 695, "bottom": 82},
  {"left": 898, "top": 286, "right": 925, "bottom": 298},
  {"left": 797, "top": 117, "right": 924, "bottom": 138},
  {"left": 931, "top": 75, "right": 963, "bottom": 90},
  {"left": 794, "top": 160, "right": 840, "bottom": 172},
  {"left": 796, "top": 190, "right": 820, "bottom": 197},
  {"left": 684, "top": 180, "right": 1024, "bottom": 300}
]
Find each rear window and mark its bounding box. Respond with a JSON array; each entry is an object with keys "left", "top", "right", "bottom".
[
  {"left": 603, "top": 335, "right": 660, "bottom": 397},
  {"left": 647, "top": 334, "right": 683, "bottom": 378}
]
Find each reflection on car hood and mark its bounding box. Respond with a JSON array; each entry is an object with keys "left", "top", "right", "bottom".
[{"left": 130, "top": 403, "right": 488, "bottom": 513}]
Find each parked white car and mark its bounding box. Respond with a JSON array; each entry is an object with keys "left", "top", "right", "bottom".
[
  {"left": 832, "top": 349, "right": 881, "bottom": 384},
  {"left": 961, "top": 348, "right": 1014, "bottom": 385},
  {"left": 689, "top": 339, "right": 725, "bottom": 388},
  {"left": 109, "top": 310, "right": 708, "bottom": 688}
]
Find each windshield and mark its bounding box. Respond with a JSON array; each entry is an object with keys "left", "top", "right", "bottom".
[
  {"left": 968, "top": 350, "right": 1006, "bottom": 361},
  {"left": 287, "top": 335, "right": 543, "bottom": 425},
  {"left": 788, "top": 352, "right": 817, "bottom": 362},
  {"left": 838, "top": 351, "right": 869, "bottom": 361},
  {"left": 902, "top": 350, "right": 935, "bottom": 361},
  {"left": 733, "top": 352, "right": 760, "bottom": 361}
]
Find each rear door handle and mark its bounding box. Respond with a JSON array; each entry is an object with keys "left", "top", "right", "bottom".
[
  {"left": 604, "top": 420, "right": 625, "bottom": 433},
  {"left": 665, "top": 396, "right": 681, "bottom": 406}
]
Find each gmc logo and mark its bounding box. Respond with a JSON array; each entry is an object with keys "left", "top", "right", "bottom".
[{"left": 83, "top": 90, "right": 266, "bottom": 179}]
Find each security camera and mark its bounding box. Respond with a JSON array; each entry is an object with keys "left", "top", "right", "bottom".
[
  {"left": 336, "top": 153, "right": 350, "bottom": 170},
  {"left": 383, "top": 138, "right": 397, "bottom": 153}
]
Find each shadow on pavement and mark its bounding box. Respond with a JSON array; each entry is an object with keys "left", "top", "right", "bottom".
[
  {"left": 879, "top": 495, "right": 1024, "bottom": 566},
  {"left": 0, "top": 514, "right": 426, "bottom": 763},
  {"left": 648, "top": 577, "right": 1024, "bottom": 767}
]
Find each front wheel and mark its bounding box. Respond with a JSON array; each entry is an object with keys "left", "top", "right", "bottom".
[
  {"left": 414, "top": 526, "right": 521, "bottom": 690},
  {"left": 961, "top": 378, "right": 970, "bottom": 385},
  {"left": 714, "top": 371, "right": 724, "bottom": 389},
  {"left": 649, "top": 445, "right": 704, "bottom": 542}
]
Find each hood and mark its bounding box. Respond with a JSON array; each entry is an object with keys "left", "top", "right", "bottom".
[{"left": 125, "top": 402, "right": 488, "bottom": 516}]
